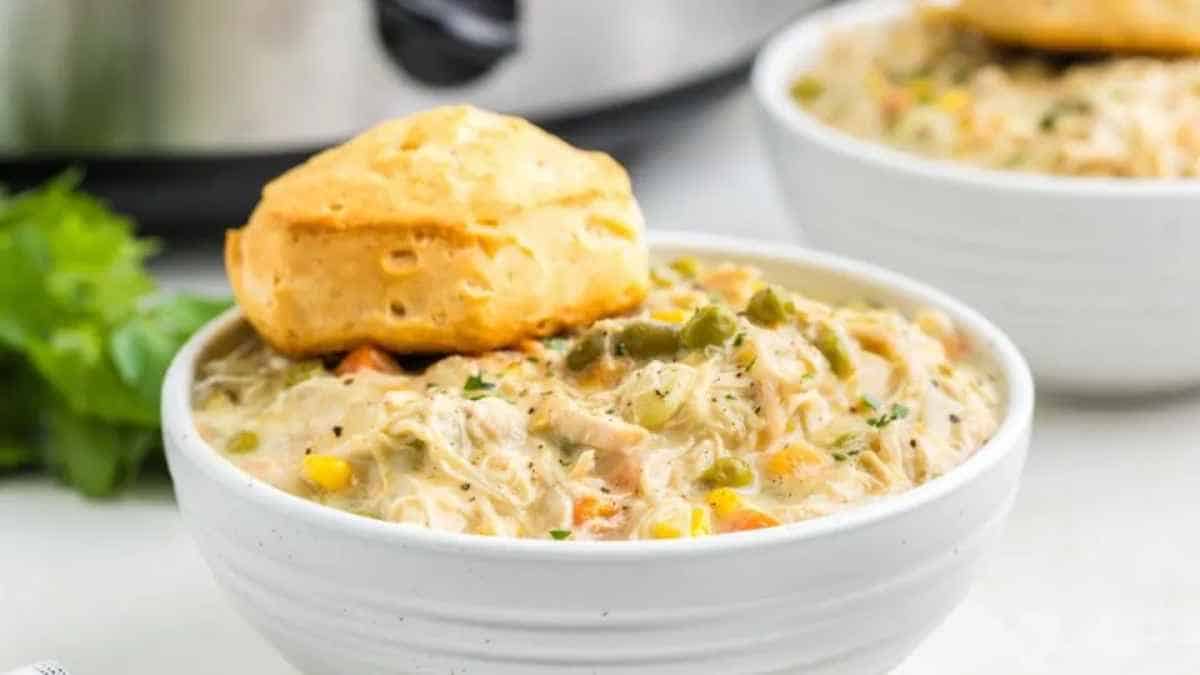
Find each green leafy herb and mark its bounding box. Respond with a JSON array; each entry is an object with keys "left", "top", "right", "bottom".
[
  {"left": 464, "top": 373, "right": 495, "bottom": 397},
  {"left": 859, "top": 394, "right": 880, "bottom": 411},
  {"left": 549, "top": 529, "right": 572, "bottom": 540},
  {"left": 867, "top": 403, "right": 910, "bottom": 429},
  {"left": 0, "top": 172, "right": 229, "bottom": 495}
]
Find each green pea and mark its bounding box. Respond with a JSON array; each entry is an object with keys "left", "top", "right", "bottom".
[
  {"left": 285, "top": 359, "right": 325, "bottom": 386},
  {"left": 225, "top": 430, "right": 259, "bottom": 454},
  {"left": 816, "top": 323, "right": 854, "bottom": 379},
  {"left": 680, "top": 305, "right": 738, "bottom": 350},
  {"left": 615, "top": 322, "right": 680, "bottom": 359},
  {"left": 745, "top": 287, "right": 790, "bottom": 327},
  {"left": 700, "top": 456, "right": 754, "bottom": 488},
  {"left": 790, "top": 75, "right": 825, "bottom": 103},
  {"left": 566, "top": 331, "right": 606, "bottom": 371},
  {"left": 668, "top": 256, "right": 699, "bottom": 279}
]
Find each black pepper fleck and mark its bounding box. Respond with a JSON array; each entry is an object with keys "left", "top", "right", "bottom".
[
  {"left": 949, "top": 414, "right": 961, "bottom": 424},
  {"left": 332, "top": 426, "right": 343, "bottom": 437}
]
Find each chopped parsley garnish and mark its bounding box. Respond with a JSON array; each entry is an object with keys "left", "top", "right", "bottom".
[
  {"left": 463, "top": 373, "right": 497, "bottom": 400},
  {"left": 464, "top": 373, "right": 495, "bottom": 393},
  {"left": 549, "top": 529, "right": 572, "bottom": 540},
  {"left": 867, "top": 403, "right": 910, "bottom": 429},
  {"left": 733, "top": 332, "right": 745, "bottom": 347},
  {"left": 832, "top": 452, "right": 848, "bottom": 462},
  {"left": 860, "top": 394, "right": 880, "bottom": 411}
]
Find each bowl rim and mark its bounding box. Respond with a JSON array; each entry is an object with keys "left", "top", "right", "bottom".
[
  {"left": 752, "top": 0, "right": 1200, "bottom": 197},
  {"left": 162, "top": 231, "right": 1034, "bottom": 561}
]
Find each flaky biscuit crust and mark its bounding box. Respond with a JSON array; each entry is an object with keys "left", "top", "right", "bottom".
[
  {"left": 226, "top": 106, "right": 649, "bottom": 356},
  {"left": 955, "top": 0, "right": 1200, "bottom": 55}
]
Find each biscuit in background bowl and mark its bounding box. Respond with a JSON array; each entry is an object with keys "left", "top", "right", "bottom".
[
  {"left": 953, "top": 0, "right": 1200, "bottom": 55},
  {"left": 226, "top": 105, "right": 649, "bottom": 357}
]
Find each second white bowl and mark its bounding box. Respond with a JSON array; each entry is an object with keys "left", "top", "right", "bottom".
[{"left": 754, "top": 0, "right": 1200, "bottom": 394}]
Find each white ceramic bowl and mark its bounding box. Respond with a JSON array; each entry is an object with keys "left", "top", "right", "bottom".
[
  {"left": 753, "top": 0, "right": 1200, "bottom": 394},
  {"left": 162, "top": 232, "right": 1033, "bottom": 674}
]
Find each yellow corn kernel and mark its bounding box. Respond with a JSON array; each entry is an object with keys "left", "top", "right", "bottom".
[
  {"left": 937, "top": 88, "right": 971, "bottom": 114},
  {"left": 750, "top": 279, "right": 768, "bottom": 292},
  {"left": 303, "top": 454, "right": 353, "bottom": 492},
  {"left": 651, "top": 308, "right": 689, "bottom": 324},
  {"left": 706, "top": 487, "right": 742, "bottom": 518},
  {"left": 690, "top": 507, "right": 712, "bottom": 537},
  {"left": 651, "top": 521, "right": 682, "bottom": 539},
  {"left": 766, "top": 443, "right": 827, "bottom": 479}
]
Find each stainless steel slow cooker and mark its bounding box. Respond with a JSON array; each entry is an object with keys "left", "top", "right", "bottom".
[{"left": 0, "top": 0, "right": 826, "bottom": 232}]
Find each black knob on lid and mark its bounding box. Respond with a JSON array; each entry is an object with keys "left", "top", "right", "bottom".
[{"left": 375, "top": 0, "right": 518, "bottom": 87}]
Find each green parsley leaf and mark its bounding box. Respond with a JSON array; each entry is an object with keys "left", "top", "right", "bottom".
[
  {"left": 464, "top": 373, "right": 495, "bottom": 393},
  {"left": 867, "top": 403, "right": 910, "bottom": 429},
  {"left": 549, "top": 529, "right": 572, "bottom": 540},
  {"left": 0, "top": 173, "right": 229, "bottom": 495},
  {"left": 860, "top": 394, "right": 880, "bottom": 411}
]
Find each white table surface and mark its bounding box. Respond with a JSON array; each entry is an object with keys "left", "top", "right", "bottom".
[{"left": 4, "top": 89, "right": 1199, "bottom": 675}]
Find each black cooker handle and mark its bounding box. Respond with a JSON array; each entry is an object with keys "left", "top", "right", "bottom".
[{"left": 375, "top": 0, "right": 519, "bottom": 87}]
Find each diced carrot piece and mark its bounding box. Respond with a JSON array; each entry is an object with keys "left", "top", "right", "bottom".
[
  {"left": 573, "top": 496, "right": 618, "bottom": 525},
  {"left": 335, "top": 345, "right": 401, "bottom": 376},
  {"left": 723, "top": 509, "right": 780, "bottom": 533}
]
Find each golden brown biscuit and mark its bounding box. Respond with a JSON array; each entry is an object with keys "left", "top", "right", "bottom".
[
  {"left": 226, "top": 106, "right": 649, "bottom": 357},
  {"left": 954, "top": 0, "right": 1200, "bottom": 55}
]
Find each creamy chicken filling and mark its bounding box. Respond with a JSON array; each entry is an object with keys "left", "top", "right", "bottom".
[
  {"left": 793, "top": 9, "right": 1200, "bottom": 178},
  {"left": 193, "top": 257, "right": 1000, "bottom": 541}
]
